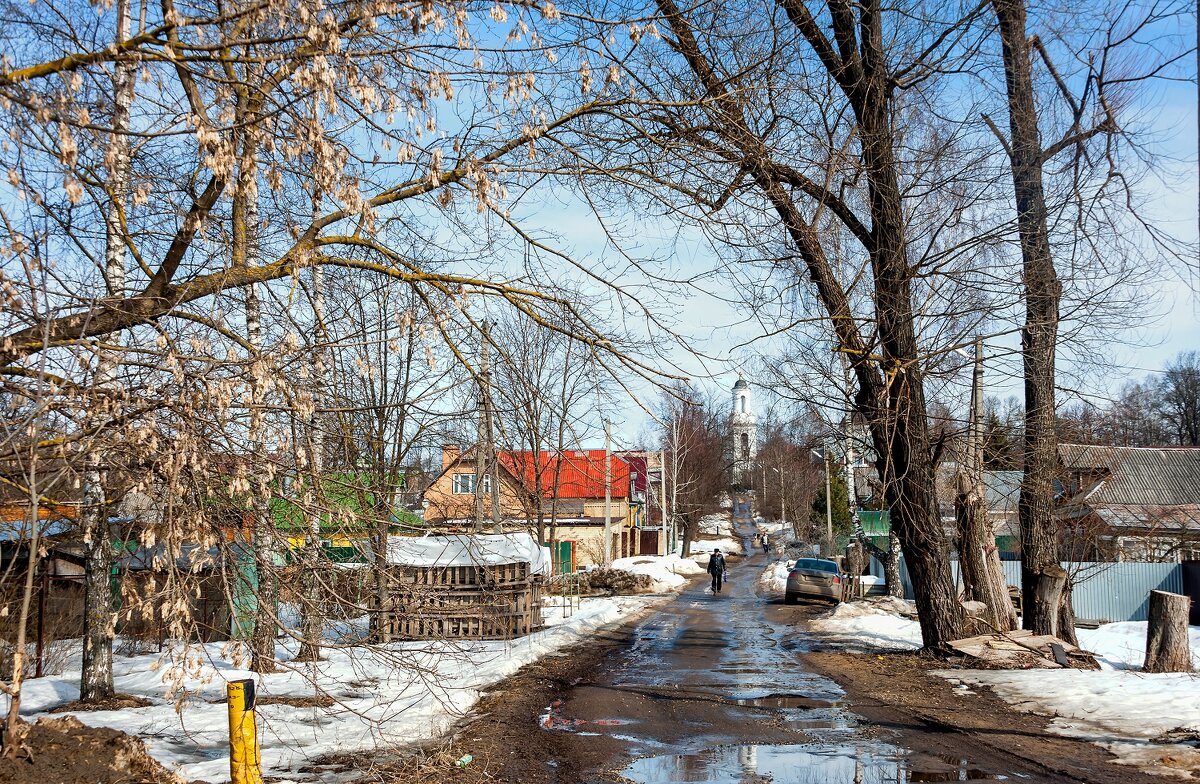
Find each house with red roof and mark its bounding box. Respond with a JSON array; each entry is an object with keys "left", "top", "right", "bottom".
[{"left": 422, "top": 444, "right": 651, "bottom": 568}]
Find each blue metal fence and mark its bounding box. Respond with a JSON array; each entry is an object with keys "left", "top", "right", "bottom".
[{"left": 887, "top": 557, "right": 1183, "bottom": 623}]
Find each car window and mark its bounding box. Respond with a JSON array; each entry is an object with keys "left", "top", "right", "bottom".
[{"left": 794, "top": 558, "right": 838, "bottom": 573}]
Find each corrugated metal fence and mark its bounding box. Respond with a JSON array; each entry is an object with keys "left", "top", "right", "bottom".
[{"left": 887, "top": 558, "right": 1182, "bottom": 623}]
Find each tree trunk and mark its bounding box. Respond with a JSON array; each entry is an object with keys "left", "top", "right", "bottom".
[
  {"left": 1057, "top": 575, "right": 1079, "bottom": 645},
  {"left": 1144, "top": 591, "right": 1193, "bottom": 673},
  {"left": 3, "top": 455, "right": 41, "bottom": 757},
  {"left": 885, "top": 533, "right": 903, "bottom": 598},
  {"left": 956, "top": 474, "right": 1018, "bottom": 632},
  {"left": 79, "top": 472, "right": 115, "bottom": 702},
  {"left": 1030, "top": 564, "right": 1067, "bottom": 638},
  {"left": 80, "top": 0, "right": 134, "bottom": 703},
  {"left": 989, "top": 0, "right": 1073, "bottom": 640}
]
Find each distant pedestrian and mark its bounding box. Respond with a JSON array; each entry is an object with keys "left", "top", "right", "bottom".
[
  {"left": 761, "top": 533, "right": 769, "bottom": 554},
  {"left": 707, "top": 548, "right": 727, "bottom": 594}
]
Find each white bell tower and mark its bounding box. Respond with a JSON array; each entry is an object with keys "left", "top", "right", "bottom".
[{"left": 730, "top": 378, "right": 757, "bottom": 487}]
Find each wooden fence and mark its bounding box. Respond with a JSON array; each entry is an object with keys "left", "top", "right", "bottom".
[{"left": 373, "top": 561, "right": 544, "bottom": 640}]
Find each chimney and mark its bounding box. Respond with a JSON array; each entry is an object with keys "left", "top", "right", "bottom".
[{"left": 441, "top": 443, "right": 461, "bottom": 470}]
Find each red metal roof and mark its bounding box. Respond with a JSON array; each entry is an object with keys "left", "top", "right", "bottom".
[{"left": 499, "top": 450, "right": 630, "bottom": 500}]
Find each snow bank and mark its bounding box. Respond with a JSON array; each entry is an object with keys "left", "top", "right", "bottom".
[
  {"left": 808, "top": 598, "right": 922, "bottom": 652},
  {"left": 937, "top": 622, "right": 1200, "bottom": 775},
  {"left": 759, "top": 560, "right": 792, "bottom": 593},
  {"left": 1077, "top": 621, "right": 1200, "bottom": 671},
  {"left": 7, "top": 596, "right": 659, "bottom": 783},
  {"left": 941, "top": 668, "right": 1200, "bottom": 776},
  {"left": 611, "top": 554, "right": 705, "bottom": 592}
]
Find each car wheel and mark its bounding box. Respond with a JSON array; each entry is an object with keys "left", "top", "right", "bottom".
[{"left": 784, "top": 592, "right": 797, "bottom": 605}]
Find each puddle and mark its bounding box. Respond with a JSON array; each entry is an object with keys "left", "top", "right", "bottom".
[
  {"left": 540, "top": 700, "right": 637, "bottom": 732},
  {"left": 622, "top": 743, "right": 1003, "bottom": 783},
  {"left": 732, "top": 693, "right": 843, "bottom": 710}
]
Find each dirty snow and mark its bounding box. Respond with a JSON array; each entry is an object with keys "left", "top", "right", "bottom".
[
  {"left": 808, "top": 597, "right": 922, "bottom": 652},
  {"left": 802, "top": 584, "right": 1200, "bottom": 776},
  {"left": 941, "top": 668, "right": 1200, "bottom": 776},
  {"left": 612, "top": 553, "right": 706, "bottom": 592},
  {"left": 759, "top": 560, "right": 793, "bottom": 593},
  {"left": 6, "top": 595, "right": 661, "bottom": 783}
]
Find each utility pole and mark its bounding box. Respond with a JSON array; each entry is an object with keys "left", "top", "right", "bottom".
[
  {"left": 604, "top": 421, "right": 613, "bottom": 564},
  {"left": 971, "top": 335, "right": 985, "bottom": 479},
  {"left": 823, "top": 445, "right": 833, "bottom": 552},
  {"left": 474, "top": 321, "right": 501, "bottom": 532},
  {"left": 779, "top": 464, "right": 785, "bottom": 529},
  {"left": 659, "top": 448, "right": 668, "bottom": 556}
]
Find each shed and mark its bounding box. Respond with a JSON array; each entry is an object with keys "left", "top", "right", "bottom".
[{"left": 374, "top": 533, "right": 549, "bottom": 640}]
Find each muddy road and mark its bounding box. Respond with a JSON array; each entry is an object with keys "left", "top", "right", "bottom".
[{"left": 366, "top": 504, "right": 1161, "bottom": 783}]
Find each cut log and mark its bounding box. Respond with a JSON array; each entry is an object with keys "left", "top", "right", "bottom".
[{"left": 1144, "top": 590, "right": 1193, "bottom": 673}]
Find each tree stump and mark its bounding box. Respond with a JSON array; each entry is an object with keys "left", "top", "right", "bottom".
[
  {"left": 1030, "top": 564, "right": 1067, "bottom": 638},
  {"left": 1144, "top": 590, "right": 1193, "bottom": 673}
]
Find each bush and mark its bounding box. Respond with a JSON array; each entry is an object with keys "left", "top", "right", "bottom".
[{"left": 578, "top": 568, "right": 653, "bottom": 596}]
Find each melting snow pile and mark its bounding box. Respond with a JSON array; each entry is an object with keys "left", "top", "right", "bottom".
[
  {"left": 611, "top": 554, "right": 706, "bottom": 592},
  {"left": 808, "top": 597, "right": 922, "bottom": 652},
  {"left": 759, "top": 560, "right": 793, "bottom": 593},
  {"left": 4, "top": 596, "right": 660, "bottom": 783},
  {"left": 943, "top": 666, "right": 1200, "bottom": 775},
  {"left": 698, "top": 513, "right": 732, "bottom": 537},
  {"left": 938, "top": 621, "right": 1200, "bottom": 777}
]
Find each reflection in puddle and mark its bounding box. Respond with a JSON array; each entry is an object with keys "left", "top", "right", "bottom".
[
  {"left": 732, "top": 693, "right": 844, "bottom": 710},
  {"left": 622, "top": 744, "right": 1003, "bottom": 783},
  {"left": 540, "top": 699, "right": 637, "bottom": 732}
]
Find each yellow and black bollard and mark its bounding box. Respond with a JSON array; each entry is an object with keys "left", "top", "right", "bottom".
[{"left": 227, "top": 679, "right": 264, "bottom": 784}]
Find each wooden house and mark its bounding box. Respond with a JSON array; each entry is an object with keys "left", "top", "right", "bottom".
[{"left": 1057, "top": 444, "right": 1200, "bottom": 562}]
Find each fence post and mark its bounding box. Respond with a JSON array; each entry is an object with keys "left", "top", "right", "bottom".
[{"left": 227, "top": 679, "right": 263, "bottom": 784}]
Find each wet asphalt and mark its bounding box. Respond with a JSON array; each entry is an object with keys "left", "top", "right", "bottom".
[{"left": 539, "top": 501, "right": 1001, "bottom": 783}]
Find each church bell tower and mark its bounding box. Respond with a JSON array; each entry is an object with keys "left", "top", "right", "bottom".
[{"left": 730, "top": 378, "right": 757, "bottom": 488}]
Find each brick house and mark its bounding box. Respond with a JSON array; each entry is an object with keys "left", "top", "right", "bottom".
[{"left": 422, "top": 445, "right": 643, "bottom": 568}]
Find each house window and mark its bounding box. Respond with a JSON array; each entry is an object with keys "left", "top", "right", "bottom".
[
  {"left": 452, "top": 474, "right": 491, "bottom": 494},
  {"left": 739, "top": 395, "right": 746, "bottom": 413},
  {"left": 741, "top": 432, "right": 750, "bottom": 460}
]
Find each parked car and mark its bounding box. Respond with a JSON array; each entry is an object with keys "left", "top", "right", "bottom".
[{"left": 784, "top": 558, "right": 842, "bottom": 604}]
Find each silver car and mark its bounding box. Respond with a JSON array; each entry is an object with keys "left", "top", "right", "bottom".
[{"left": 784, "top": 558, "right": 842, "bottom": 604}]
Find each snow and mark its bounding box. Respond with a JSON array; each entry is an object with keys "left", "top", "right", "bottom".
[
  {"left": 697, "top": 513, "right": 733, "bottom": 537},
  {"left": 6, "top": 596, "right": 660, "bottom": 783},
  {"left": 385, "top": 532, "right": 551, "bottom": 575},
  {"left": 1077, "top": 621, "right": 1200, "bottom": 670},
  {"left": 759, "top": 560, "right": 793, "bottom": 593},
  {"left": 808, "top": 598, "right": 922, "bottom": 652},
  {"left": 805, "top": 589, "right": 1200, "bottom": 776},
  {"left": 611, "top": 554, "right": 705, "bottom": 592},
  {"left": 940, "top": 669, "right": 1200, "bottom": 775}
]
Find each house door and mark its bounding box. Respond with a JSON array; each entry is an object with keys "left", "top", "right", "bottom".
[{"left": 640, "top": 530, "right": 659, "bottom": 556}]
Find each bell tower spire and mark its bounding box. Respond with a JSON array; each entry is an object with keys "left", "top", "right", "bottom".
[{"left": 730, "top": 378, "right": 757, "bottom": 488}]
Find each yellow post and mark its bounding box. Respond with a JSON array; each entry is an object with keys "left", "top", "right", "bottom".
[{"left": 227, "top": 679, "right": 264, "bottom": 784}]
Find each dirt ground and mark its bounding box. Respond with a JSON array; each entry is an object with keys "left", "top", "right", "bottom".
[
  {"left": 313, "top": 615, "right": 645, "bottom": 784},
  {"left": 345, "top": 595, "right": 1175, "bottom": 784},
  {"left": 0, "top": 714, "right": 183, "bottom": 784},
  {"left": 801, "top": 645, "right": 1169, "bottom": 784}
]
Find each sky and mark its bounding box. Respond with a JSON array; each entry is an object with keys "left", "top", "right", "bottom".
[{"left": 508, "top": 24, "right": 1200, "bottom": 448}]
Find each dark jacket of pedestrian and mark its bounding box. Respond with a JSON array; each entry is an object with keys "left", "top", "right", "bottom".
[{"left": 707, "top": 552, "right": 726, "bottom": 576}]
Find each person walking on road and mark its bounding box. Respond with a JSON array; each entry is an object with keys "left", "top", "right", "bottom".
[
  {"left": 707, "top": 548, "right": 727, "bottom": 594},
  {"left": 761, "top": 533, "right": 769, "bottom": 554}
]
